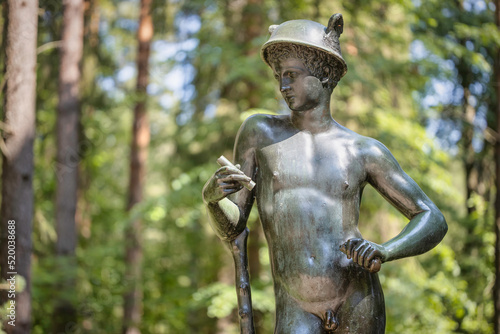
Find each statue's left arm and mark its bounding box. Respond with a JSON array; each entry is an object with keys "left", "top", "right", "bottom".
[{"left": 342, "top": 139, "right": 448, "bottom": 269}]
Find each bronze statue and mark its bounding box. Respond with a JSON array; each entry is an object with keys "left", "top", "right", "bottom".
[{"left": 202, "top": 14, "right": 447, "bottom": 333}]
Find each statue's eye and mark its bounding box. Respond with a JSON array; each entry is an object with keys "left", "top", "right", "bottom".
[{"left": 288, "top": 72, "right": 297, "bottom": 79}]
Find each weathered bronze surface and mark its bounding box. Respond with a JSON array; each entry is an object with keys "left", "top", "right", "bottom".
[{"left": 202, "top": 14, "right": 447, "bottom": 334}]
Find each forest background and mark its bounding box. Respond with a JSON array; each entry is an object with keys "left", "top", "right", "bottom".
[{"left": 0, "top": 0, "right": 499, "bottom": 333}]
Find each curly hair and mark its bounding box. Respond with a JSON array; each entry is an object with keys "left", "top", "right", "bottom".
[{"left": 263, "top": 43, "right": 343, "bottom": 89}]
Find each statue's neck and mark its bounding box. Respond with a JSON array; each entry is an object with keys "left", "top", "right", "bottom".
[{"left": 289, "top": 104, "right": 334, "bottom": 134}]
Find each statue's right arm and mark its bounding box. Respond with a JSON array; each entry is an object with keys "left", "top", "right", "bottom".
[{"left": 202, "top": 116, "right": 259, "bottom": 241}]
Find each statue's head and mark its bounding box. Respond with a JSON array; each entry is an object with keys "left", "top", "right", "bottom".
[{"left": 261, "top": 14, "right": 347, "bottom": 90}]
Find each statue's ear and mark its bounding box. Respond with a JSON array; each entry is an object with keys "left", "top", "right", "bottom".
[
  {"left": 325, "top": 13, "right": 343, "bottom": 36},
  {"left": 269, "top": 25, "right": 279, "bottom": 34}
]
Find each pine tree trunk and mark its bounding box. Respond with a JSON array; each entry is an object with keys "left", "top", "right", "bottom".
[
  {"left": 493, "top": 1, "right": 500, "bottom": 332},
  {"left": 75, "top": 0, "right": 102, "bottom": 240},
  {"left": 241, "top": 0, "right": 264, "bottom": 109},
  {"left": 56, "top": 0, "right": 84, "bottom": 256},
  {"left": 123, "top": 0, "right": 152, "bottom": 332},
  {"left": 0, "top": 0, "right": 38, "bottom": 333},
  {"left": 219, "top": 0, "right": 265, "bottom": 108},
  {"left": 53, "top": 0, "right": 84, "bottom": 331},
  {"left": 462, "top": 85, "right": 477, "bottom": 214}
]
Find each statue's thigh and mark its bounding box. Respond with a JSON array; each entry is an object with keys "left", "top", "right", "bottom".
[
  {"left": 336, "top": 292, "right": 386, "bottom": 334},
  {"left": 274, "top": 296, "right": 324, "bottom": 334}
]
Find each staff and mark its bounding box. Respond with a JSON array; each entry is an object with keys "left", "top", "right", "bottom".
[{"left": 217, "top": 156, "right": 255, "bottom": 334}]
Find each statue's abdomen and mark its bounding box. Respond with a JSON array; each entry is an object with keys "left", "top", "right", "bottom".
[{"left": 259, "top": 188, "right": 361, "bottom": 302}]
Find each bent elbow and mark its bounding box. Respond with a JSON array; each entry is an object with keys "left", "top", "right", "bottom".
[
  {"left": 433, "top": 211, "right": 448, "bottom": 244},
  {"left": 439, "top": 213, "right": 448, "bottom": 236}
]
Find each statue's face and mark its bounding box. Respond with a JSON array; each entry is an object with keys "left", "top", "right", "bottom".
[{"left": 272, "top": 57, "right": 324, "bottom": 112}]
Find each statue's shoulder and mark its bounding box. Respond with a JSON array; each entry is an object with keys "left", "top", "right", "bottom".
[
  {"left": 237, "top": 113, "right": 288, "bottom": 138},
  {"left": 241, "top": 113, "right": 286, "bottom": 127},
  {"left": 347, "top": 132, "right": 398, "bottom": 168},
  {"left": 336, "top": 126, "right": 393, "bottom": 161},
  {"left": 235, "top": 113, "right": 290, "bottom": 150}
]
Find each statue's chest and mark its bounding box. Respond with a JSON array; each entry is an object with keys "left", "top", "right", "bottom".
[{"left": 257, "top": 132, "right": 364, "bottom": 195}]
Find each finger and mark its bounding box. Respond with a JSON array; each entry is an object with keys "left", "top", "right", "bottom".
[
  {"left": 365, "top": 249, "right": 379, "bottom": 267},
  {"left": 217, "top": 179, "right": 238, "bottom": 186},
  {"left": 346, "top": 238, "right": 362, "bottom": 253},
  {"left": 220, "top": 184, "right": 243, "bottom": 191},
  {"left": 345, "top": 240, "right": 354, "bottom": 259},
  {"left": 363, "top": 248, "right": 373, "bottom": 268},
  {"left": 344, "top": 238, "right": 359, "bottom": 259},
  {"left": 220, "top": 183, "right": 243, "bottom": 191},
  {"left": 218, "top": 181, "right": 243, "bottom": 190},
  {"left": 352, "top": 243, "right": 365, "bottom": 264},
  {"left": 217, "top": 166, "right": 245, "bottom": 176},
  {"left": 369, "top": 258, "right": 381, "bottom": 273},
  {"left": 217, "top": 169, "right": 243, "bottom": 177},
  {"left": 215, "top": 167, "right": 229, "bottom": 177},
  {"left": 222, "top": 187, "right": 243, "bottom": 194},
  {"left": 217, "top": 178, "right": 247, "bottom": 188},
  {"left": 219, "top": 174, "right": 252, "bottom": 183},
  {"left": 351, "top": 245, "right": 357, "bottom": 263},
  {"left": 359, "top": 246, "right": 372, "bottom": 267},
  {"left": 341, "top": 240, "right": 352, "bottom": 259}
]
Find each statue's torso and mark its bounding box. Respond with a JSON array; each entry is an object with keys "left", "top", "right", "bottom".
[{"left": 250, "top": 116, "right": 384, "bottom": 321}]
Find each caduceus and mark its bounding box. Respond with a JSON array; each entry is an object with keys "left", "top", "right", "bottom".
[{"left": 216, "top": 155, "right": 256, "bottom": 333}]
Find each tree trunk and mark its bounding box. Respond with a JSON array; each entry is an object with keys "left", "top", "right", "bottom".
[
  {"left": 56, "top": 0, "right": 84, "bottom": 255},
  {"left": 85, "top": 0, "right": 100, "bottom": 48},
  {"left": 462, "top": 85, "right": 477, "bottom": 214},
  {"left": 241, "top": 0, "right": 264, "bottom": 109},
  {"left": 0, "top": 2, "right": 7, "bottom": 74},
  {"left": 53, "top": 0, "right": 84, "bottom": 331},
  {"left": 75, "top": 0, "right": 102, "bottom": 240},
  {"left": 0, "top": 0, "right": 38, "bottom": 333},
  {"left": 219, "top": 0, "right": 265, "bottom": 109},
  {"left": 123, "top": 0, "right": 152, "bottom": 332},
  {"left": 494, "top": 1, "right": 500, "bottom": 332}
]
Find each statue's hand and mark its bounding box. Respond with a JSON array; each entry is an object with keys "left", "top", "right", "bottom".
[
  {"left": 202, "top": 164, "right": 251, "bottom": 204},
  {"left": 339, "top": 238, "right": 387, "bottom": 273}
]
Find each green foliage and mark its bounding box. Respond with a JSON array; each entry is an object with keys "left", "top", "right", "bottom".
[{"left": 192, "top": 281, "right": 274, "bottom": 318}]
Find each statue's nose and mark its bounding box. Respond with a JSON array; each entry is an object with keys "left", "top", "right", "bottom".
[{"left": 280, "top": 79, "right": 291, "bottom": 92}]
